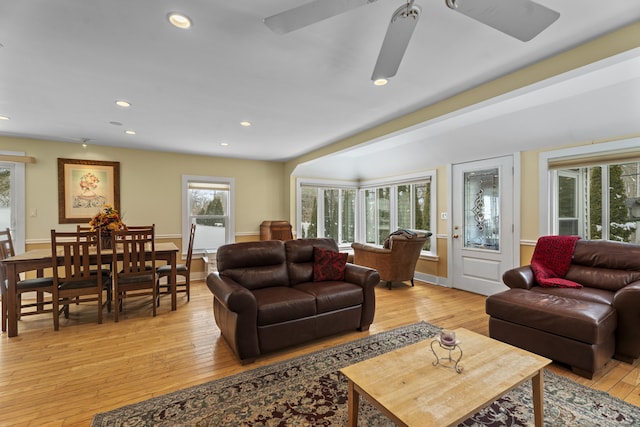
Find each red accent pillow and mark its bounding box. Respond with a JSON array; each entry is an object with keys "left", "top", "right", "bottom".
[{"left": 313, "top": 247, "right": 348, "bottom": 282}]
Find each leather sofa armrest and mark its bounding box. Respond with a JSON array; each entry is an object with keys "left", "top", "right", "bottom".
[
  {"left": 344, "top": 263, "right": 380, "bottom": 330},
  {"left": 207, "top": 272, "right": 257, "bottom": 314},
  {"left": 502, "top": 265, "right": 537, "bottom": 290},
  {"left": 613, "top": 281, "right": 640, "bottom": 362},
  {"left": 344, "top": 263, "right": 380, "bottom": 288},
  {"left": 206, "top": 272, "right": 259, "bottom": 363}
]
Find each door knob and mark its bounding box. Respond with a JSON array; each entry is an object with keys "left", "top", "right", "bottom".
[{"left": 453, "top": 234, "right": 459, "bottom": 239}]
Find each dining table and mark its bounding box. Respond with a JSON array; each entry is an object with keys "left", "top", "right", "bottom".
[{"left": 2, "top": 241, "right": 179, "bottom": 337}]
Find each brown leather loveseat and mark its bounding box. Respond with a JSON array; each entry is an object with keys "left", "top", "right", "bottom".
[
  {"left": 486, "top": 239, "right": 640, "bottom": 378},
  {"left": 207, "top": 238, "right": 380, "bottom": 364}
]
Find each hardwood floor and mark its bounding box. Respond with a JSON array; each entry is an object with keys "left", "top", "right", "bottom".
[{"left": 1, "top": 280, "right": 639, "bottom": 426}]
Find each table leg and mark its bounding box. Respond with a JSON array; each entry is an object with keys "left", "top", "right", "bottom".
[
  {"left": 6, "top": 264, "right": 18, "bottom": 337},
  {"left": 347, "top": 379, "right": 359, "bottom": 427},
  {"left": 532, "top": 369, "right": 544, "bottom": 427}
]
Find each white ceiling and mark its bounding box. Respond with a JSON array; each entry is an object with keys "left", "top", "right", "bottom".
[
  {"left": 298, "top": 47, "right": 640, "bottom": 180},
  {"left": 0, "top": 1, "right": 639, "bottom": 170}
]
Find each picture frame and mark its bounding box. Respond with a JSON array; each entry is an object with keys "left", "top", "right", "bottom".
[{"left": 57, "top": 158, "right": 121, "bottom": 224}]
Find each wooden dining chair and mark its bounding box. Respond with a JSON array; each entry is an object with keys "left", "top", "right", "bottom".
[
  {"left": 50, "top": 229, "right": 109, "bottom": 330},
  {"left": 76, "top": 225, "right": 112, "bottom": 308},
  {"left": 157, "top": 223, "right": 195, "bottom": 303},
  {"left": 0, "top": 227, "right": 55, "bottom": 331},
  {"left": 110, "top": 227, "right": 157, "bottom": 322}
]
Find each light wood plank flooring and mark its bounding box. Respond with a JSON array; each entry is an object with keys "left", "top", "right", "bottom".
[{"left": 1, "top": 280, "right": 639, "bottom": 426}]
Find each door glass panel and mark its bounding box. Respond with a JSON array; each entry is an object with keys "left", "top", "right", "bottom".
[{"left": 464, "top": 168, "right": 500, "bottom": 250}]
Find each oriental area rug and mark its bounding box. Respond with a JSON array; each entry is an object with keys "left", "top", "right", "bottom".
[{"left": 92, "top": 322, "right": 640, "bottom": 426}]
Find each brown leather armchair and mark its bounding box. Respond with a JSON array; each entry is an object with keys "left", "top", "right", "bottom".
[{"left": 351, "top": 231, "right": 430, "bottom": 289}]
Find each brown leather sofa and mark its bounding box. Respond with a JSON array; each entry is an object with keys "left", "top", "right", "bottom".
[
  {"left": 486, "top": 239, "right": 640, "bottom": 378},
  {"left": 207, "top": 238, "right": 380, "bottom": 364}
]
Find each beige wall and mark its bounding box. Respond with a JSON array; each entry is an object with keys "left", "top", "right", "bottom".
[{"left": 0, "top": 137, "right": 287, "bottom": 242}]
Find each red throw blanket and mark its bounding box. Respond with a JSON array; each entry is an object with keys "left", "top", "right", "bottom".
[{"left": 530, "top": 235, "right": 582, "bottom": 288}]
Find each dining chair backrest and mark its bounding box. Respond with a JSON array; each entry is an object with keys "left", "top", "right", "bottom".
[
  {"left": 185, "top": 223, "right": 196, "bottom": 270},
  {"left": 51, "top": 229, "right": 106, "bottom": 329},
  {"left": 0, "top": 227, "right": 15, "bottom": 259},
  {"left": 51, "top": 229, "right": 103, "bottom": 286},
  {"left": 125, "top": 224, "right": 155, "bottom": 232},
  {"left": 111, "top": 227, "right": 156, "bottom": 277},
  {"left": 110, "top": 226, "right": 157, "bottom": 321},
  {"left": 0, "top": 228, "right": 15, "bottom": 280}
]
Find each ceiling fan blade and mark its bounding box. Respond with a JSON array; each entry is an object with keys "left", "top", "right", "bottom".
[
  {"left": 264, "top": 0, "right": 379, "bottom": 34},
  {"left": 447, "top": 0, "right": 560, "bottom": 42},
  {"left": 371, "top": 4, "right": 421, "bottom": 81}
]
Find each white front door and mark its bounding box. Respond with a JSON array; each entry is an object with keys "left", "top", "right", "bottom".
[{"left": 451, "top": 156, "right": 515, "bottom": 296}]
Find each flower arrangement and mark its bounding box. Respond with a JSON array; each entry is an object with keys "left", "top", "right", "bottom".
[{"left": 89, "top": 204, "right": 125, "bottom": 234}]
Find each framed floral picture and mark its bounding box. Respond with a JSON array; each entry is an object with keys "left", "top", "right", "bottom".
[{"left": 57, "top": 158, "right": 121, "bottom": 224}]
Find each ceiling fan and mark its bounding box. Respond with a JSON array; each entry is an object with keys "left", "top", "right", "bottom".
[{"left": 264, "top": 0, "right": 560, "bottom": 83}]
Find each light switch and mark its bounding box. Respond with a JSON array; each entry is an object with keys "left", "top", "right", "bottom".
[{"left": 440, "top": 212, "right": 448, "bottom": 220}]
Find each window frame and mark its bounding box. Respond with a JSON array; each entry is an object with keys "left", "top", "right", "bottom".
[
  {"left": 0, "top": 151, "right": 26, "bottom": 253},
  {"left": 540, "top": 137, "right": 640, "bottom": 239},
  {"left": 358, "top": 170, "right": 437, "bottom": 255},
  {"left": 182, "top": 175, "right": 235, "bottom": 257},
  {"left": 296, "top": 178, "right": 358, "bottom": 249}
]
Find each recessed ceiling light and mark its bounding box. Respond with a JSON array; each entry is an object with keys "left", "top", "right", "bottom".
[
  {"left": 373, "top": 79, "right": 388, "bottom": 86},
  {"left": 0, "top": 115, "right": 9, "bottom": 120},
  {"left": 240, "top": 121, "right": 252, "bottom": 127},
  {"left": 168, "top": 12, "right": 192, "bottom": 29},
  {"left": 115, "top": 100, "right": 131, "bottom": 108},
  {"left": 125, "top": 130, "right": 136, "bottom": 135},
  {"left": 220, "top": 142, "right": 229, "bottom": 147}
]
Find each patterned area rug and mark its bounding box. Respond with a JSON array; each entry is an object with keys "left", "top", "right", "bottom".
[{"left": 92, "top": 322, "right": 640, "bottom": 426}]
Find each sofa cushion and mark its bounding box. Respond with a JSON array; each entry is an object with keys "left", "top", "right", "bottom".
[
  {"left": 286, "top": 238, "right": 339, "bottom": 285},
  {"left": 217, "top": 240, "right": 289, "bottom": 290},
  {"left": 253, "top": 287, "right": 316, "bottom": 326},
  {"left": 294, "top": 281, "right": 363, "bottom": 314},
  {"left": 486, "top": 288, "right": 617, "bottom": 345},
  {"left": 313, "top": 247, "right": 347, "bottom": 282},
  {"left": 531, "top": 286, "right": 614, "bottom": 306}
]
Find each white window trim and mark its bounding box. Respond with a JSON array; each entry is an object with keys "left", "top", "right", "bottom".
[
  {"left": 359, "top": 170, "right": 437, "bottom": 255},
  {"left": 296, "top": 177, "right": 358, "bottom": 247},
  {"left": 182, "top": 175, "right": 235, "bottom": 256},
  {"left": 539, "top": 137, "right": 640, "bottom": 235},
  {"left": 0, "top": 151, "right": 26, "bottom": 253}
]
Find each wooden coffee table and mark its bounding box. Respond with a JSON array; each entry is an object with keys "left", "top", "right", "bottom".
[{"left": 340, "top": 327, "right": 551, "bottom": 426}]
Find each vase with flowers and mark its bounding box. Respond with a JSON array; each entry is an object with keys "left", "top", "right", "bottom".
[{"left": 89, "top": 204, "right": 125, "bottom": 249}]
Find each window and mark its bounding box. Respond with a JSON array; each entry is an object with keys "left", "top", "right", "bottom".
[
  {"left": 361, "top": 176, "right": 434, "bottom": 252},
  {"left": 542, "top": 138, "right": 640, "bottom": 244},
  {"left": 0, "top": 152, "right": 26, "bottom": 253},
  {"left": 298, "top": 181, "right": 356, "bottom": 246},
  {"left": 554, "top": 163, "right": 639, "bottom": 242},
  {"left": 297, "top": 172, "right": 436, "bottom": 253},
  {"left": 182, "top": 175, "right": 234, "bottom": 254}
]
